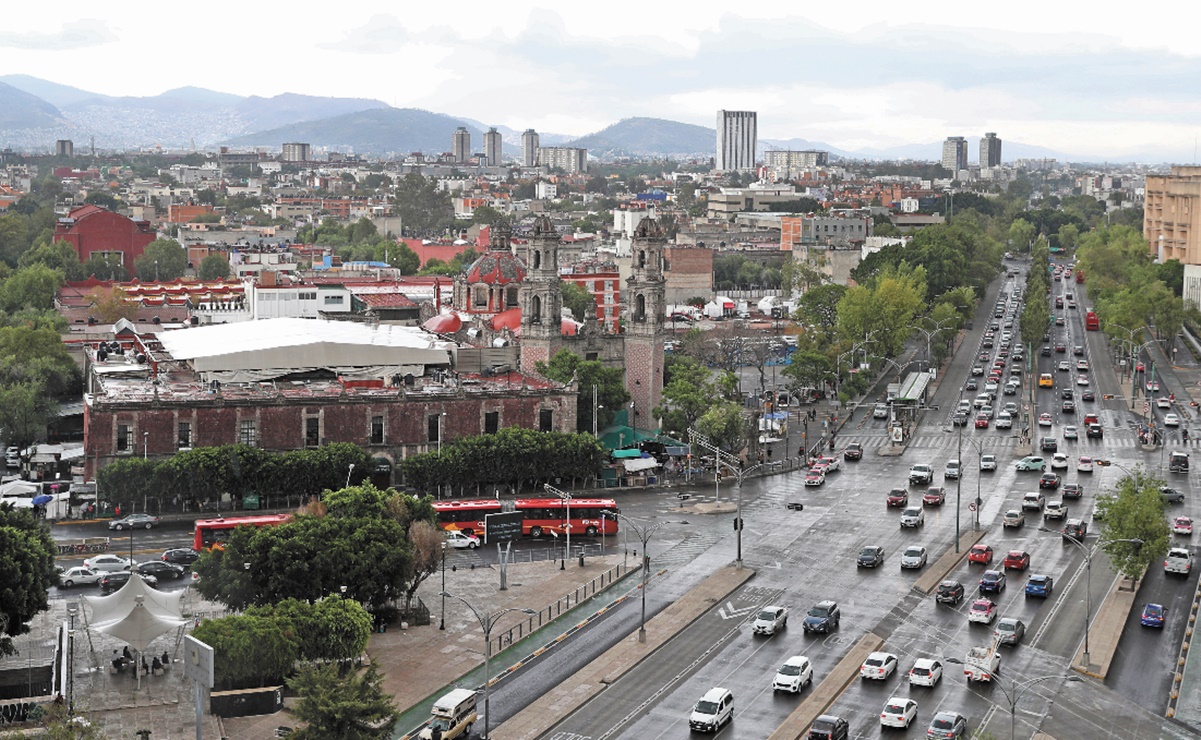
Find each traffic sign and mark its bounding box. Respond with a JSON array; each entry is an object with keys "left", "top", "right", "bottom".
[
  {"left": 1144, "top": 402, "right": 1151, "bottom": 414},
  {"left": 968, "top": 502, "right": 977, "bottom": 512}
]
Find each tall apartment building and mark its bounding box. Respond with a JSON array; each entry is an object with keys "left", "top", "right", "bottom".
[
  {"left": 716, "top": 110, "right": 757, "bottom": 172},
  {"left": 979, "top": 132, "right": 1002, "bottom": 168},
  {"left": 521, "top": 129, "right": 540, "bottom": 167},
  {"left": 763, "top": 150, "right": 829, "bottom": 177},
  {"left": 941, "top": 137, "right": 968, "bottom": 174},
  {"left": 55, "top": 140, "right": 74, "bottom": 158},
  {"left": 281, "top": 142, "right": 310, "bottom": 162},
  {"left": 1145, "top": 166, "right": 1201, "bottom": 265},
  {"left": 484, "top": 128, "right": 503, "bottom": 167},
  {"left": 538, "top": 147, "right": 588, "bottom": 173},
  {"left": 452, "top": 127, "right": 471, "bottom": 163}
]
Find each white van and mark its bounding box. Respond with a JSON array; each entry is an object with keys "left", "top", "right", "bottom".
[
  {"left": 689, "top": 687, "right": 734, "bottom": 732},
  {"left": 419, "top": 688, "right": 477, "bottom": 739}
]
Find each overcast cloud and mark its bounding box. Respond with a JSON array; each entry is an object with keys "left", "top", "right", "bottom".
[{"left": 3, "top": 2, "right": 1201, "bottom": 160}]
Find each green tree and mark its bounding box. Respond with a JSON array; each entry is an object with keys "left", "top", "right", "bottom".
[
  {"left": 561, "top": 282, "right": 596, "bottom": 322},
  {"left": 191, "top": 613, "right": 299, "bottom": 689},
  {"left": 81, "top": 254, "right": 128, "bottom": 281},
  {"left": 471, "top": 205, "right": 505, "bottom": 225},
  {"left": 198, "top": 254, "right": 231, "bottom": 280},
  {"left": 656, "top": 355, "right": 718, "bottom": 437},
  {"left": 695, "top": 401, "right": 750, "bottom": 454},
  {"left": 0, "top": 382, "right": 60, "bottom": 448},
  {"left": 535, "top": 349, "right": 630, "bottom": 433},
  {"left": 1096, "top": 466, "right": 1170, "bottom": 587},
  {"left": 288, "top": 663, "right": 399, "bottom": 740},
  {"left": 1057, "top": 223, "right": 1080, "bottom": 253},
  {"left": 1008, "top": 218, "right": 1036, "bottom": 253},
  {"left": 0, "top": 263, "right": 64, "bottom": 312},
  {"left": 385, "top": 242, "right": 421, "bottom": 274},
  {"left": 796, "top": 283, "right": 846, "bottom": 332},
  {"left": 246, "top": 596, "right": 372, "bottom": 664},
  {"left": 394, "top": 173, "right": 454, "bottom": 235},
  {"left": 134, "top": 238, "right": 187, "bottom": 281},
  {"left": 17, "top": 238, "right": 83, "bottom": 281},
  {"left": 0, "top": 504, "right": 60, "bottom": 656}
]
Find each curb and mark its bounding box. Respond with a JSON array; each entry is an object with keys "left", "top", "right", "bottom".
[
  {"left": 768, "top": 631, "right": 886, "bottom": 740},
  {"left": 1167, "top": 563, "right": 1201, "bottom": 718},
  {"left": 1071, "top": 567, "right": 1144, "bottom": 681}
]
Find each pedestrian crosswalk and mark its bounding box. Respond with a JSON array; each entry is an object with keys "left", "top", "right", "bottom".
[{"left": 838, "top": 430, "right": 1158, "bottom": 452}]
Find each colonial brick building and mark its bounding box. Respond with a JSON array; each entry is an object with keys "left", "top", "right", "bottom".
[{"left": 54, "top": 205, "right": 156, "bottom": 268}]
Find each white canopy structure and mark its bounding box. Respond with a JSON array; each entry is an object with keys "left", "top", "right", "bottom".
[{"left": 83, "top": 574, "right": 188, "bottom": 653}]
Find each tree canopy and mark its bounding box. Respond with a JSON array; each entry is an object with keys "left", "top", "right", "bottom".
[
  {"left": 535, "top": 349, "right": 629, "bottom": 433},
  {"left": 288, "top": 663, "right": 399, "bottom": 740},
  {"left": 1096, "top": 466, "right": 1170, "bottom": 586},
  {"left": 134, "top": 238, "right": 188, "bottom": 281},
  {"left": 0, "top": 505, "right": 59, "bottom": 656}
]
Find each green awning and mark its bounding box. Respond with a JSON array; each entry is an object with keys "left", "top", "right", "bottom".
[{"left": 612, "top": 449, "right": 644, "bottom": 459}]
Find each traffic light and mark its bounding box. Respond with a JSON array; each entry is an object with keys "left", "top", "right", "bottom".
[
  {"left": 733, "top": 517, "right": 743, "bottom": 531},
  {"left": 1103, "top": 394, "right": 1114, "bottom": 400}
]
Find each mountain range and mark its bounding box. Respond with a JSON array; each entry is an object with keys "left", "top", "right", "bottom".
[{"left": 0, "top": 75, "right": 1094, "bottom": 163}]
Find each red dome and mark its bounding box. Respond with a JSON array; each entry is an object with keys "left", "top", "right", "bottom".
[
  {"left": 423, "top": 312, "right": 463, "bottom": 334},
  {"left": 464, "top": 251, "right": 526, "bottom": 285},
  {"left": 490, "top": 307, "right": 522, "bottom": 331}
]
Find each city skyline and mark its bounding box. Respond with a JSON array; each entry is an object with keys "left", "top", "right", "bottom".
[{"left": 4, "top": 2, "right": 1201, "bottom": 161}]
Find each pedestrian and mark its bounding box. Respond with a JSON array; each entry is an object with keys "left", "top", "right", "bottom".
[{"left": 115, "top": 504, "right": 121, "bottom": 518}]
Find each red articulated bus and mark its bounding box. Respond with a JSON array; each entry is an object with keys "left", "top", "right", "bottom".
[
  {"left": 1085, "top": 311, "right": 1100, "bottom": 331},
  {"left": 193, "top": 513, "right": 292, "bottom": 551},
  {"left": 433, "top": 497, "right": 619, "bottom": 538}
]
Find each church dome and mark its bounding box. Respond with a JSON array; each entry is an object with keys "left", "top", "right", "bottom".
[{"left": 464, "top": 251, "right": 526, "bottom": 285}]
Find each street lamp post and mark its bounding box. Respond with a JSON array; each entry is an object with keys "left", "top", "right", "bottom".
[
  {"left": 439, "top": 542, "right": 447, "bottom": 630},
  {"left": 345, "top": 463, "right": 354, "bottom": 489},
  {"left": 544, "top": 484, "right": 572, "bottom": 569},
  {"left": 440, "top": 592, "right": 534, "bottom": 740},
  {"left": 66, "top": 604, "right": 77, "bottom": 715},
  {"left": 618, "top": 514, "right": 663, "bottom": 643},
  {"left": 143, "top": 431, "right": 148, "bottom": 460},
  {"left": 943, "top": 662, "right": 1082, "bottom": 740},
  {"left": 1039, "top": 525, "right": 1142, "bottom": 670},
  {"left": 689, "top": 429, "right": 761, "bottom": 566}
]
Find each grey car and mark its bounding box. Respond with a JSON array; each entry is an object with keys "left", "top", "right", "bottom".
[{"left": 995, "top": 617, "right": 1027, "bottom": 645}]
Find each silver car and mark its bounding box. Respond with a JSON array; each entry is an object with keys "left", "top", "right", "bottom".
[{"left": 900, "top": 546, "right": 928, "bottom": 570}]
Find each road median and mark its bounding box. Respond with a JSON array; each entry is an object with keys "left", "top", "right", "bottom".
[
  {"left": 913, "top": 529, "right": 988, "bottom": 594},
  {"left": 768, "top": 631, "right": 885, "bottom": 740},
  {"left": 1074, "top": 567, "right": 1144, "bottom": 680}
]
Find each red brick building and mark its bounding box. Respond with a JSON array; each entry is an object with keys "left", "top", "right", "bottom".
[{"left": 54, "top": 205, "right": 156, "bottom": 267}]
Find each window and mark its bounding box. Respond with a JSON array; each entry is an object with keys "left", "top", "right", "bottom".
[
  {"left": 116, "top": 424, "right": 132, "bottom": 454},
  {"left": 634, "top": 294, "right": 646, "bottom": 321},
  {"left": 299, "top": 292, "right": 316, "bottom": 300},
  {"left": 370, "top": 415, "right": 384, "bottom": 445},
  {"left": 305, "top": 417, "right": 320, "bottom": 447},
  {"left": 474, "top": 287, "right": 488, "bottom": 308},
  {"left": 484, "top": 411, "right": 499, "bottom": 434},
  {"left": 428, "top": 415, "right": 441, "bottom": 443},
  {"left": 177, "top": 422, "right": 192, "bottom": 450},
  {"left": 323, "top": 295, "right": 344, "bottom": 305},
  {"left": 539, "top": 409, "right": 553, "bottom": 432},
  {"left": 530, "top": 295, "right": 542, "bottom": 323},
  {"left": 239, "top": 420, "right": 257, "bottom": 447}
]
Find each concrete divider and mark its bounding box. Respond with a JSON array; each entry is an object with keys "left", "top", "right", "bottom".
[
  {"left": 768, "top": 631, "right": 886, "bottom": 740},
  {"left": 1074, "top": 567, "right": 1144, "bottom": 680},
  {"left": 913, "top": 530, "right": 988, "bottom": 594},
  {"left": 491, "top": 564, "right": 755, "bottom": 740}
]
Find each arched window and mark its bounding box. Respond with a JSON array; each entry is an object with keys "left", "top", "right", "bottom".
[
  {"left": 533, "top": 250, "right": 541, "bottom": 270},
  {"left": 634, "top": 294, "right": 646, "bottom": 321},
  {"left": 474, "top": 287, "right": 488, "bottom": 308},
  {"left": 637, "top": 250, "right": 646, "bottom": 268},
  {"left": 531, "top": 295, "right": 542, "bottom": 323}
]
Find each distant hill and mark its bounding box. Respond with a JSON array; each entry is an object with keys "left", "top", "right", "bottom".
[
  {"left": 0, "top": 74, "right": 104, "bottom": 108},
  {"left": 761, "top": 137, "right": 856, "bottom": 160},
  {"left": 234, "top": 93, "right": 388, "bottom": 133},
  {"left": 224, "top": 107, "right": 490, "bottom": 155},
  {"left": 0, "top": 82, "right": 64, "bottom": 129},
  {"left": 567, "top": 117, "right": 714, "bottom": 157}
]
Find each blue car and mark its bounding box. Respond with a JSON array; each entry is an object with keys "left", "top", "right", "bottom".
[
  {"left": 1025, "top": 574, "right": 1054, "bottom": 598},
  {"left": 1141, "top": 603, "right": 1166, "bottom": 628}
]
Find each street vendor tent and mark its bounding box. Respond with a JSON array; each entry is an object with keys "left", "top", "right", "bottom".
[{"left": 83, "top": 574, "right": 188, "bottom": 653}]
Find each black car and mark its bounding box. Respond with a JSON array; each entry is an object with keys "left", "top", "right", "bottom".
[
  {"left": 1039, "top": 472, "right": 1061, "bottom": 489},
  {"left": 1087, "top": 423, "right": 1104, "bottom": 438},
  {"left": 802, "top": 600, "right": 841, "bottom": 633},
  {"left": 1041, "top": 346, "right": 1052, "bottom": 357},
  {"left": 935, "top": 580, "right": 965, "bottom": 605},
  {"left": 964, "top": 378, "right": 979, "bottom": 392},
  {"left": 1062, "top": 483, "right": 1083, "bottom": 500},
  {"left": 952, "top": 411, "right": 969, "bottom": 426},
  {"left": 162, "top": 548, "right": 200, "bottom": 568},
  {"left": 99, "top": 571, "right": 158, "bottom": 595},
  {"left": 1062, "top": 400, "right": 1075, "bottom": 414},
  {"left": 857, "top": 546, "right": 885, "bottom": 568},
  {"left": 808, "top": 714, "right": 849, "bottom": 740},
  {"left": 1041, "top": 437, "right": 1058, "bottom": 452},
  {"left": 135, "top": 561, "right": 186, "bottom": 580},
  {"left": 1061, "top": 388, "right": 1074, "bottom": 400},
  {"left": 1082, "top": 390, "right": 1096, "bottom": 402},
  {"left": 1063, "top": 519, "right": 1088, "bottom": 542}
]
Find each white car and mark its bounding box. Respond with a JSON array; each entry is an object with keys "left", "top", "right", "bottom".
[
  {"left": 445, "top": 531, "right": 480, "bottom": 549},
  {"left": 995, "top": 412, "right": 1013, "bottom": 429},
  {"left": 908, "top": 658, "right": 943, "bottom": 687},
  {"left": 1077, "top": 374, "right": 1090, "bottom": 386},
  {"left": 860, "top": 651, "right": 899, "bottom": 680},
  {"left": 1165, "top": 413, "right": 1181, "bottom": 427},
  {"left": 873, "top": 403, "right": 889, "bottom": 419},
  {"left": 900, "top": 545, "right": 928, "bottom": 569},
  {"left": 817, "top": 456, "right": 841, "bottom": 473},
  {"left": 980, "top": 454, "right": 998, "bottom": 471},
  {"left": 1158, "top": 397, "right": 1173, "bottom": 409},
  {"left": 900, "top": 506, "right": 926, "bottom": 528},
  {"left": 752, "top": 605, "right": 788, "bottom": 635},
  {"left": 82, "top": 554, "right": 133, "bottom": 573},
  {"left": 880, "top": 697, "right": 918, "bottom": 729},
  {"left": 57, "top": 566, "right": 103, "bottom": 588},
  {"left": 944, "top": 459, "right": 961, "bottom": 479},
  {"left": 1077, "top": 456, "right": 1094, "bottom": 473},
  {"left": 1063, "top": 425, "right": 1079, "bottom": 440},
  {"left": 772, "top": 655, "right": 813, "bottom": 693},
  {"left": 1166, "top": 547, "right": 1194, "bottom": 575},
  {"left": 1051, "top": 453, "right": 1069, "bottom": 470},
  {"left": 1057, "top": 360, "right": 1071, "bottom": 372}
]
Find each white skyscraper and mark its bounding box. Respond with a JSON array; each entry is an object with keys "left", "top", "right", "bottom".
[{"left": 716, "top": 110, "right": 757, "bottom": 172}]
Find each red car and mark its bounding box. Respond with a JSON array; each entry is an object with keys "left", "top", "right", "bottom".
[
  {"left": 1136, "top": 362, "right": 1145, "bottom": 373},
  {"left": 923, "top": 487, "right": 947, "bottom": 506},
  {"left": 975, "top": 414, "right": 990, "bottom": 429},
  {"left": 968, "top": 544, "right": 994, "bottom": 565},
  {"left": 1003, "top": 550, "right": 1031, "bottom": 571},
  {"left": 887, "top": 488, "right": 909, "bottom": 507}
]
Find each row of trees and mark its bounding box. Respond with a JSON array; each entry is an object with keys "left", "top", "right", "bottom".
[
  {"left": 96, "top": 443, "right": 373, "bottom": 513},
  {"left": 398, "top": 427, "right": 605, "bottom": 494},
  {"left": 1096, "top": 466, "right": 1171, "bottom": 586}
]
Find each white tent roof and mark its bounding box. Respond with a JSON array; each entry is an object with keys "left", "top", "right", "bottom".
[
  {"left": 83, "top": 574, "right": 188, "bottom": 653},
  {"left": 157, "top": 317, "right": 453, "bottom": 373}
]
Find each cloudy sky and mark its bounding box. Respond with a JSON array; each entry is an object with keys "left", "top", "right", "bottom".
[{"left": 4, "top": 1, "right": 1201, "bottom": 160}]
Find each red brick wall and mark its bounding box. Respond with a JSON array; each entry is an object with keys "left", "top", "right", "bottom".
[{"left": 55, "top": 210, "right": 156, "bottom": 266}]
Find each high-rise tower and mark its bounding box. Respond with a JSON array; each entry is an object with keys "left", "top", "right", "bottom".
[
  {"left": 521, "top": 129, "right": 540, "bottom": 167},
  {"left": 484, "top": 128, "right": 503, "bottom": 167},
  {"left": 452, "top": 127, "right": 471, "bottom": 163},
  {"left": 941, "top": 137, "right": 968, "bottom": 174},
  {"left": 979, "top": 132, "right": 1002, "bottom": 168},
  {"left": 716, "top": 110, "right": 757, "bottom": 172}
]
